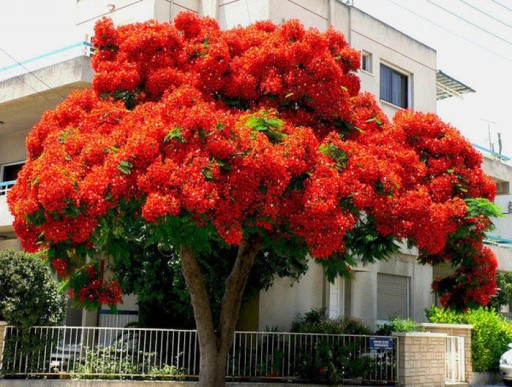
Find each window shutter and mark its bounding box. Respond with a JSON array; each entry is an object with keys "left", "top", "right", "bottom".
[{"left": 377, "top": 273, "right": 409, "bottom": 320}]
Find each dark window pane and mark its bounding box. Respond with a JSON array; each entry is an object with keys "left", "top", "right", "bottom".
[
  {"left": 2, "top": 163, "right": 24, "bottom": 182},
  {"left": 380, "top": 63, "right": 408, "bottom": 108}
]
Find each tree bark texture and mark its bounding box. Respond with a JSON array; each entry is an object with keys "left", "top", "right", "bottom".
[{"left": 180, "top": 235, "right": 262, "bottom": 387}]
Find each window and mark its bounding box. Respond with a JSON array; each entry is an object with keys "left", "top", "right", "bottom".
[
  {"left": 0, "top": 161, "right": 24, "bottom": 195},
  {"left": 361, "top": 51, "right": 373, "bottom": 73},
  {"left": 377, "top": 273, "right": 410, "bottom": 320},
  {"left": 1, "top": 161, "right": 24, "bottom": 182},
  {"left": 380, "top": 63, "right": 408, "bottom": 108}
]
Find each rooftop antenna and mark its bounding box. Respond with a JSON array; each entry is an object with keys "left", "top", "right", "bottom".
[{"left": 482, "top": 118, "right": 496, "bottom": 152}]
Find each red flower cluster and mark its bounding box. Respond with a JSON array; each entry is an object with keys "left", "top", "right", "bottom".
[
  {"left": 8, "top": 13, "right": 497, "bottom": 309},
  {"left": 68, "top": 264, "right": 123, "bottom": 309}
]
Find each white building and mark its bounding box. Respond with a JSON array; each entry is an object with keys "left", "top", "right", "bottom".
[{"left": 0, "top": 0, "right": 496, "bottom": 331}]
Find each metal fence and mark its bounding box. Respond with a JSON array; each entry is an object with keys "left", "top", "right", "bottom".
[{"left": 0, "top": 326, "right": 398, "bottom": 383}]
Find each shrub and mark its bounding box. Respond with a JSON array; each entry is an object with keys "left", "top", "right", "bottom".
[
  {"left": 0, "top": 249, "right": 66, "bottom": 329},
  {"left": 296, "top": 339, "right": 377, "bottom": 383},
  {"left": 426, "top": 305, "right": 512, "bottom": 372},
  {"left": 75, "top": 344, "right": 186, "bottom": 380},
  {"left": 290, "top": 308, "right": 383, "bottom": 383},
  {"left": 375, "top": 316, "right": 422, "bottom": 336},
  {"left": 291, "top": 308, "right": 372, "bottom": 335}
]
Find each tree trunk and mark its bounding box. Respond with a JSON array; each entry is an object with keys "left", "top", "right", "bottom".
[{"left": 180, "top": 235, "right": 262, "bottom": 387}]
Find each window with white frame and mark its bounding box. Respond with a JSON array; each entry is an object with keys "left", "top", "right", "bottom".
[
  {"left": 380, "top": 63, "right": 409, "bottom": 108},
  {"left": 377, "top": 273, "right": 410, "bottom": 320},
  {"left": 1, "top": 161, "right": 24, "bottom": 183},
  {"left": 0, "top": 161, "right": 24, "bottom": 195},
  {"left": 361, "top": 51, "right": 373, "bottom": 73}
]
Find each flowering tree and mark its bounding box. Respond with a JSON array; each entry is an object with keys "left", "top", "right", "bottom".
[{"left": 9, "top": 13, "right": 498, "bottom": 385}]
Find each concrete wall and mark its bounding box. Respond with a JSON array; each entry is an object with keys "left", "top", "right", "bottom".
[
  {"left": 0, "top": 57, "right": 92, "bottom": 104},
  {"left": 219, "top": 0, "right": 269, "bottom": 29},
  {"left": 270, "top": 0, "right": 329, "bottom": 31},
  {"left": 0, "top": 131, "right": 27, "bottom": 166},
  {"left": 0, "top": 238, "right": 20, "bottom": 250},
  {"left": 257, "top": 259, "right": 326, "bottom": 331},
  {"left": 394, "top": 332, "right": 447, "bottom": 387},
  {"left": 75, "top": 0, "right": 178, "bottom": 38}
]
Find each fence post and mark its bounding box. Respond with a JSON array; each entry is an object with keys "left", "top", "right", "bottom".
[
  {"left": 393, "top": 332, "right": 447, "bottom": 387},
  {"left": 0, "top": 321, "right": 6, "bottom": 372}
]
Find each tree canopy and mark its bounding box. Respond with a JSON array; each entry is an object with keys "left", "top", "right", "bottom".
[
  {"left": 8, "top": 13, "right": 500, "bottom": 385},
  {"left": 8, "top": 13, "right": 498, "bottom": 312}
]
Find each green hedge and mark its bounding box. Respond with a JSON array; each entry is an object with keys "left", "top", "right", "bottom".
[
  {"left": 291, "top": 308, "right": 372, "bottom": 335},
  {"left": 426, "top": 305, "right": 512, "bottom": 372},
  {"left": 0, "top": 249, "right": 66, "bottom": 329}
]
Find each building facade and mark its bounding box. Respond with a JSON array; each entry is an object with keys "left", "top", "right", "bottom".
[{"left": 0, "top": 0, "right": 501, "bottom": 331}]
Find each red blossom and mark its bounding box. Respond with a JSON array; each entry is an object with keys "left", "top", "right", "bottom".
[{"left": 7, "top": 14, "right": 497, "bottom": 310}]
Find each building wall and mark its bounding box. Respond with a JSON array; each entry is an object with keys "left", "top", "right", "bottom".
[
  {"left": 0, "top": 238, "right": 20, "bottom": 250},
  {"left": 270, "top": 0, "right": 329, "bottom": 31},
  {"left": 0, "top": 131, "right": 27, "bottom": 166},
  {"left": 76, "top": 0, "right": 175, "bottom": 37},
  {"left": 345, "top": 253, "right": 433, "bottom": 329},
  {"left": 219, "top": 0, "right": 269, "bottom": 29},
  {"left": 256, "top": 260, "right": 326, "bottom": 331}
]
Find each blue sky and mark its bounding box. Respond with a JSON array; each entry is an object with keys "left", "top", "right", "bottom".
[{"left": 1, "top": 0, "right": 511, "bottom": 155}]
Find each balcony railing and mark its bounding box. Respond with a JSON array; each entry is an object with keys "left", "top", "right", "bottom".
[
  {"left": 0, "top": 325, "right": 399, "bottom": 383},
  {"left": 0, "top": 41, "right": 93, "bottom": 82},
  {"left": 0, "top": 180, "right": 15, "bottom": 196}
]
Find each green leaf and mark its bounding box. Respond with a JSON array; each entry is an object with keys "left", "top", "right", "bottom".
[
  {"left": 164, "top": 127, "right": 186, "bottom": 143},
  {"left": 245, "top": 115, "right": 287, "bottom": 144},
  {"left": 365, "top": 116, "right": 383, "bottom": 127},
  {"left": 64, "top": 203, "right": 81, "bottom": 218},
  {"left": 465, "top": 198, "right": 504, "bottom": 218},
  {"left": 117, "top": 160, "right": 133, "bottom": 175},
  {"left": 203, "top": 168, "right": 213, "bottom": 180},
  {"left": 319, "top": 143, "right": 348, "bottom": 170},
  {"left": 216, "top": 158, "right": 232, "bottom": 171}
]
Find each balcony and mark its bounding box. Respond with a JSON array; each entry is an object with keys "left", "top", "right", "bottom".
[
  {"left": 0, "top": 41, "right": 93, "bottom": 82},
  {"left": 0, "top": 41, "right": 94, "bottom": 140}
]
